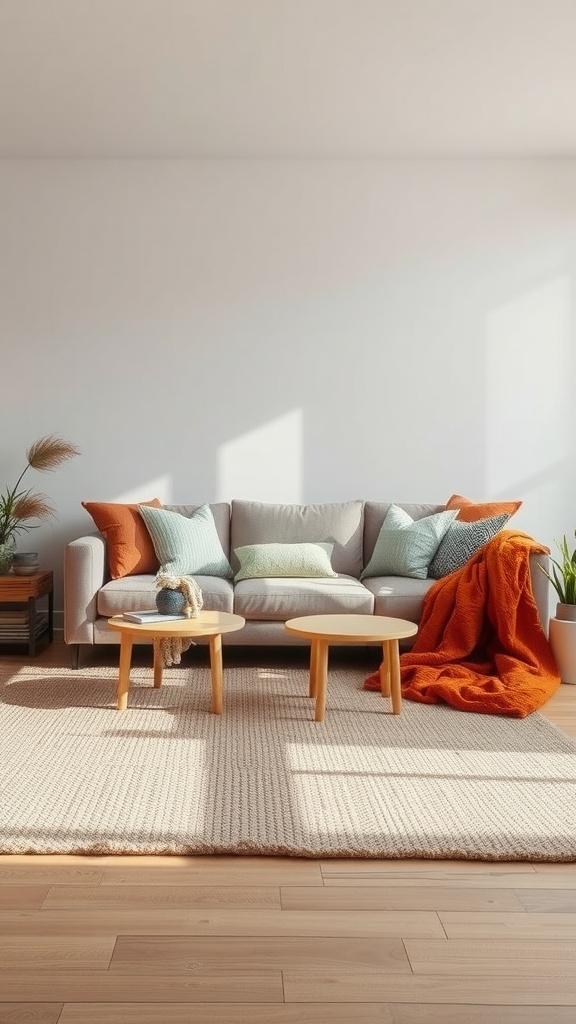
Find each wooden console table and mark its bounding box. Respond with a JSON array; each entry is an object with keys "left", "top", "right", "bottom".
[{"left": 0, "top": 570, "right": 54, "bottom": 656}]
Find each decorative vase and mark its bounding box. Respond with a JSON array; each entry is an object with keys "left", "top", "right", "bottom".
[
  {"left": 156, "top": 587, "right": 188, "bottom": 616},
  {"left": 549, "top": 617, "right": 576, "bottom": 685},
  {"left": 0, "top": 540, "right": 15, "bottom": 575}
]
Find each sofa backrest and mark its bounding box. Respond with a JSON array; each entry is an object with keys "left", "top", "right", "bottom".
[
  {"left": 363, "top": 502, "right": 445, "bottom": 566},
  {"left": 230, "top": 500, "right": 365, "bottom": 577}
]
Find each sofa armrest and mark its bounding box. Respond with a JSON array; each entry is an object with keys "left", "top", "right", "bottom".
[
  {"left": 64, "top": 533, "right": 107, "bottom": 645},
  {"left": 529, "top": 551, "right": 549, "bottom": 630}
]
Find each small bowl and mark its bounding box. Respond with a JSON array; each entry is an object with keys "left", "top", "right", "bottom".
[
  {"left": 13, "top": 564, "right": 40, "bottom": 575},
  {"left": 13, "top": 552, "right": 39, "bottom": 565}
]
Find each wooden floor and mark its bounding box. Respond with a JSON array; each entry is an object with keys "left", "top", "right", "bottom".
[{"left": 1, "top": 640, "right": 576, "bottom": 1024}]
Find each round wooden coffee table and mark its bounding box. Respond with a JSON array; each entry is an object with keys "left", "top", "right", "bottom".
[
  {"left": 284, "top": 613, "right": 418, "bottom": 723},
  {"left": 108, "top": 611, "right": 245, "bottom": 712}
]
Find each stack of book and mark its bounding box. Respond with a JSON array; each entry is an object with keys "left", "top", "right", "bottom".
[{"left": 0, "top": 609, "right": 49, "bottom": 643}]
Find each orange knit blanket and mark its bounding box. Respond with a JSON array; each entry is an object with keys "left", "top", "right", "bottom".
[{"left": 364, "top": 530, "right": 560, "bottom": 717}]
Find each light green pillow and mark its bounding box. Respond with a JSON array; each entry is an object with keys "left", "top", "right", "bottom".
[
  {"left": 361, "top": 505, "right": 458, "bottom": 580},
  {"left": 138, "top": 503, "right": 232, "bottom": 578},
  {"left": 234, "top": 542, "right": 337, "bottom": 581}
]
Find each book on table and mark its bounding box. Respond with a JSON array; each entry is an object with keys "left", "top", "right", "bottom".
[{"left": 122, "top": 610, "right": 189, "bottom": 624}]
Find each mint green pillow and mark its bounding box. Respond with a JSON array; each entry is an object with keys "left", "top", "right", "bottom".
[
  {"left": 234, "top": 542, "right": 337, "bottom": 581},
  {"left": 361, "top": 505, "right": 458, "bottom": 580},
  {"left": 138, "top": 504, "right": 232, "bottom": 578}
]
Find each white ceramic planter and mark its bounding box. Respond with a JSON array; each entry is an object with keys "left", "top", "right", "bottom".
[
  {"left": 549, "top": 617, "right": 576, "bottom": 685},
  {"left": 556, "top": 602, "right": 576, "bottom": 622}
]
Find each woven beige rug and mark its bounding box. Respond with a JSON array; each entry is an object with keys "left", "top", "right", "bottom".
[{"left": 1, "top": 660, "right": 575, "bottom": 859}]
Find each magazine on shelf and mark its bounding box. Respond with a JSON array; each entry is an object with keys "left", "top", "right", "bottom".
[{"left": 122, "top": 610, "right": 189, "bottom": 624}]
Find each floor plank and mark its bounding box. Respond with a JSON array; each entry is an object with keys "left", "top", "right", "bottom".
[
  {"left": 0, "top": 885, "right": 49, "bottom": 910},
  {"left": 0, "top": 866, "right": 103, "bottom": 885},
  {"left": 42, "top": 884, "right": 281, "bottom": 910},
  {"left": 102, "top": 859, "right": 323, "bottom": 885},
  {"left": 0, "top": 1006, "right": 63, "bottom": 1024},
  {"left": 57, "top": 1005, "right": 395, "bottom": 1024},
  {"left": 283, "top": 972, "right": 576, "bottom": 1004},
  {"left": 514, "top": 888, "right": 576, "bottom": 912},
  {"left": 404, "top": 937, "right": 576, "bottom": 976},
  {"left": 0, "top": 907, "right": 446, "bottom": 938},
  {"left": 440, "top": 911, "right": 576, "bottom": 939},
  {"left": 0, "top": 973, "right": 283, "bottom": 1003},
  {"left": 108, "top": 935, "right": 410, "bottom": 974},
  {"left": 0, "top": 937, "right": 114, "bottom": 972},
  {"left": 280, "top": 885, "right": 524, "bottom": 912},
  {"left": 53, "top": 1003, "right": 576, "bottom": 1024}
]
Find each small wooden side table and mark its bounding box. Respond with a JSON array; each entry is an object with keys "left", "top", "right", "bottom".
[
  {"left": 0, "top": 570, "right": 54, "bottom": 656},
  {"left": 285, "top": 613, "right": 418, "bottom": 722},
  {"left": 108, "top": 611, "right": 245, "bottom": 712}
]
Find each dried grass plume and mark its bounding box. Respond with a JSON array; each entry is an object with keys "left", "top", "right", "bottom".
[{"left": 0, "top": 434, "right": 81, "bottom": 546}]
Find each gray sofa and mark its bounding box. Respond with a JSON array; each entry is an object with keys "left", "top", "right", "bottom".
[{"left": 64, "top": 499, "right": 549, "bottom": 668}]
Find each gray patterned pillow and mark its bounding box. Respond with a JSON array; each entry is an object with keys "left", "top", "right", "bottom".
[{"left": 428, "top": 513, "right": 510, "bottom": 579}]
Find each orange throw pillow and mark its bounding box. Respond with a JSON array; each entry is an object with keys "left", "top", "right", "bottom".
[
  {"left": 445, "top": 493, "right": 522, "bottom": 523},
  {"left": 82, "top": 499, "right": 162, "bottom": 578}
]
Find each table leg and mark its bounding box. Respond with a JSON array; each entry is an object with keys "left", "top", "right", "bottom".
[
  {"left": 309, "top": 641, "right": 319, "bottom": 698},
  {"left": 117, "top": 634, "right": 133, "bottom": 711},
  {"left": 28, "top": 596, "right": 37, "bottom": 658},
  {"left": 314, "top": 640, "right": 329, "bottom": 723},
  {"left": 48, "top": 588, "right": 54, "bottom": 642},
  {"left": 379, "top": 644, "right": 391, "bottom": 697},
  {"left": 386, "top": 638, "right": 402, "bottom": 714},
  {"left": 208, "top": 632, "right": 224, "bottom": 715},
  {"left": 153, "top": 640, "right": 163, "bottom": 688}
]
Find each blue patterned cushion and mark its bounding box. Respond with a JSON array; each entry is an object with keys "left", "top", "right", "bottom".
[
  {"left": 234, "top": 542, "right": 337, "bottom": 581},
  {"left": 428, "top": 513, "right": 510, "bottom": 579},
  {"left": 138, "top": 504, "right": 232, "bottom": 578},
  {"left": 361, "top": 505, "right": 457, "bottom": 580}
]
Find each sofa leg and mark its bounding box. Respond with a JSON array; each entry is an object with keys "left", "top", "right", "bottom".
[{"left": 71, "top": 644, "right": 80, "bottom": 670}]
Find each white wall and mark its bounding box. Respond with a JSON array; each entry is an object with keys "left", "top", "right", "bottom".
[{"left": 1, "top": 158, "right": 575, "bottom": 622}]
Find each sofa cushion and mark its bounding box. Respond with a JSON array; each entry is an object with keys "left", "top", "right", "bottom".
[
  {"left": 81, "top": 498, "right": 162, "bottom": 579},
  {"left": 361, "top": 505, "right": 457, "bottom": 580},
  {"left": 445, "top": 493, "right": 522, "bottom": 522},
  {"left": 138, "top": 504, "right": 233, "bottom": 578},
  {"left": 361, "top": 575, "right": 435, "bottom": 625},
  {"left": 428, "top": 513, "right": 511, "bottom": 579},
  {"left": 234, "top": 542, "right": 337, "bottom": 581},
  {"left": 98, "top": 574, "right": 234, "bottom": 616},
  {"left": 230, "top": 500, "right": 364, "bottom": 577},
  {"left": 233, "top": 575, "right": 374, "bottom": 621}
]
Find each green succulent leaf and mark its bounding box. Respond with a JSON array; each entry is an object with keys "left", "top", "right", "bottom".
[{"left": 539, "top": 531, "right": 576, "bottom": 605}]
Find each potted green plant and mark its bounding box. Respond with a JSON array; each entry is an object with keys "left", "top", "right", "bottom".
[
  {"left": 0, "top": 435, "right": 80, "bottom": 574},
  {"left": 540, "top": 532, "right": 576, "bottom": 685},
  {"left": 539, "top": 531, "right": 576, "bottom": 622}
]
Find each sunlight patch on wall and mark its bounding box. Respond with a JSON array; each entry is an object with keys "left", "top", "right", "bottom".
[
  {"left": 218, "top": 410, "right": 303, "bottom": 502},
  {"left": 111, "top": 476, "right": 173, "bottom": 503},
  {"left": 485, "top": 276, "right": 571, "bottom": 495}
]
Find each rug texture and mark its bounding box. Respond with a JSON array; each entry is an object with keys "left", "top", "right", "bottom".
[{"left": 1, "top": 661, "right": 575, "bottom": 860}]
